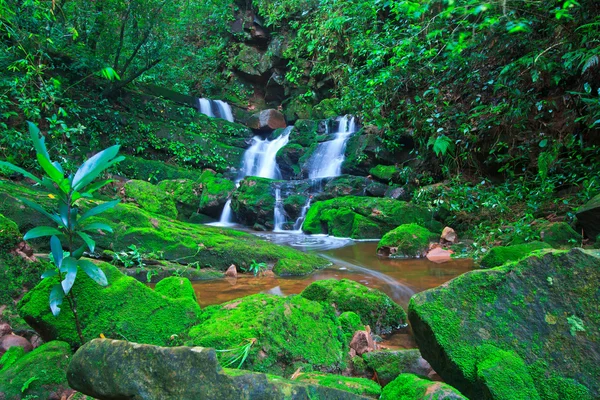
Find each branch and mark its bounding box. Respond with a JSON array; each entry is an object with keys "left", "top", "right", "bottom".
[{"left": 113, "top": 4, "right": 131, "bottom": 72}]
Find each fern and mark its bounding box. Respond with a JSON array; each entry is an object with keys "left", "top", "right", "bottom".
[
  {"left": 428, "top": 135, "right": 454, "bottom": 157},
  {"left": 581, "top": 55, "right": 599, "bottom": 74}
]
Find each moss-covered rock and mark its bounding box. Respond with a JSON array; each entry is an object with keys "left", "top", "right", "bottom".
[
  {"left": 539, "top": 221, "right": 581, "bottom": 248},
  {"left": 154, "top": 276, "right": 198, "bottom": 302},
  {"left": 362, "top": 349, "right": 433, "bottom": 386},
  {"left": 479, "top": 241, "right": 552, "bottom": 269},
  {"left": 409, "top": 249, "right": 600, "bottom": 399},
  {"left": 303, "top": 196, "right": 441, "bottom": 239},
  {"left": 157, "top": 179, "right": 203, "bottom": 219},
  {"left": 123, "top": 179, "right": 178, "bottom": 219},
  {"left": 380, "top": 374, "right": 467, "bottom": 400},
  {"left": 0, "top": 341, "right": 72, "bottom": 400},
  {"left": 295, "top": 372, "right": 381, "bottom": 398},
  {"left": 186, "top": 294, "right": 346, "bottom": 375},
  {"left": 0, "top": 213, "right": 20, "bottom": 253},
  {"left": 277, "top": 143, "right": 306, "bottom": 180},
  {"left": 231, "top": 177, "right": 278, "bottom": 227},
  {"left": 300, "top": 279, "right": 406, "bottom": 335},
  {"left": 18, "top": 262, "right": 202, "bottom": 348},
  {"left": 369, "top": 165, "right": 401, "bottom": 183},
  {"left": 377, "top": 223, "right": 438, "bottom": 258},
  {"left": 116, "top": 155, "right": 200, "bottom": 182},
  {"left": 339, "top": 311, "right": 364, "bottom": 342},
  {"left": 272, "top": 258, "right": 321, "bottom": 276},
  {"left": 576, "top": 193, "right": 600, "bottom": 239},
  {"left": 314, "top": 176, "right": 388, "bottom": 201},
  {"left": 197, "top": 170, "right": 236, "bottom": 218}
]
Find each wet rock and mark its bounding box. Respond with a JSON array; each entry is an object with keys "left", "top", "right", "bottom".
[
  {"left": 384, "top": 186, "right": 412, "bottom": 201},
  {"left": 0, "top": 322, "right": 12, "bottom": 337},
  {"left": 409, "top": 249, "right": 600, "bottom": 399},
  {"left": 0, "top": 334, "right": 33, "bottom": 355},
  {"left": 362, "top": 349, "right": 436, "bottom": 386},
  {"left": 232, "top": 177, "right": 277, "bottom": 227},
  {"left": 441, "top": 227, "right": 458, "bottom": 244},
  {"left": 377, "top": 224, "right": 438, "bottom": 258},
  {"left": 68, "top": 339, "right": 367, "bottom": 400},
  {"left": 426, "top": 247, "right": 453, "bottom": 263},
  {"left": 380, "top": 374, "right": 467, "bottom": 400},
  {"left": 576, "top": 193, "right": 600, "bottom": 239},
  {"left": 196, "top": 170, "right": 236, "bottom": 219},
  {"left": 539, "top": 221, "right": 581, "bottom": 248},
  {"left": 225, "top": 264, "right": 238, "bottom": 278},
  {"left": 350, "top": 331, "right": 375, "bottom": 356},
  {"left": 247, "top": 109, "right": 286, "bottom": 131}
]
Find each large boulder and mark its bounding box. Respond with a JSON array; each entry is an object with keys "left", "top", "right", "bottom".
[
  {"left": 538, "top": 221, "right": 581, "bottom": 248},
  {"left": 186, "top": 294, "right": 345, "bottom": 376},
  {"left": 377, "top": 223, "right": 438, "bottom": 258},
  {"left": 380, "top": 374, "right": 467, "bottom": 400},
  {"left": 231, "top": 177, "right": 277, "bottom": 227},
  {"left": 157, "top": 179, "right": 203, "bottom": 219},
  {"left": 409, "top": 249, "right": 600, "bottom": 399},
  {"left": 295, "top": 373, "right": 381, "bottom": 398},
  {"left": 18, "top": 263, "right": 202, "bottom": 348},
  {"left": 576, "top": 193, "right": 600, "bottom": 239},
  {"left": 196, "top": 170, "right": 236, "bottom": 218},
  {"left": 302, "top": 196, "right": 442, "bottom": 239},
  {"left": 68, "top": 339, "right": 368, "bottom": 400},
  {"left": 122, "top": 179, "right": 178, "bottom": 219},
  {"left": 0, "top": 341, "right": 73, "bottom": 400},
  {"left": 247, "top": 109, "right": 286, "bottom": 131},
  {"left": 479, "top": 241, "right": 552, "bottom": 269},
  {"left": 300, "top": 279, "right": 406, "bottom": 335}
]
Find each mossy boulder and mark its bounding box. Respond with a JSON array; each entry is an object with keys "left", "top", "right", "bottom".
[
  {"left": 0, "top": 341, "right": 72, "bottom": 400},
  {"left": 479, "top": 241, "right": 552, "bottom": 269},
  {"left": 18, "top": 262, "right": 202, "bottom": 348},
  {"left": 409, "top": 249, "right": 600, "bottom": 399},
  {"left": 0, "top": 213, "right": 20, "bottom": 253},
  {"left": 186, "top": 294, "right": 346, "bottom": 376},
  {"left": 273, "top": 258, "right": 321, "bottom": 276},
  {"left": 68, "top": 339, "right": 368, "bottom": 400},
  {"left": 377, "top": 223, "right": 438, "bottom": 258},
  {"left": 380, "top": 374, "right": 467, "bottom": 400},
  {"left": 197, "top": 170, "right": 236, "bottom": 218},
  {"left": 369, "top": 165, "right": 403, "bottom": 184},
  {"left": 302, "top": 196, "right": 441, "bottom": 239},
  {"left": 277, "top": 143, "right": 306, "bottom": 180},
  {"left": 123, "top": 179, "right": 178, "bottom": 219},
  {"left": 539, "top": 221, "right": 581, "bottom": 248},
  {"left": 314, "top": 176, "right": 388, "bottom": 201},
  {"left": 154, "top": 276, "right": 198, "bottom": 302},
  {"left": 300, "top": 279, "right": 406, "bottom": 335},
  {"left": 362, "top": 349, "right": 433, "bottom": 386},
  {"left": 295, "top": 372, "right": 381, "bottom": 398},
  {"left": 339, "top": 311, "right": 364, "bottom": 344},
  {"left": 157, "top": 179, "right": 203, "bottom": 219},
  {"left": 231, "top": 177, "right": 278, "bottom": 227},
  {"left": 576, "top": 193, "right": 600, "bottom": 239},
  {"left": 116, "top": 155, "right": 200, "bottom": 182}
]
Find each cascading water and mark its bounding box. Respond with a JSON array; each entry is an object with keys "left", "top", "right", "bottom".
[
  {"left": 307, "top": 116, "right": 357, "bottom": 179},
  {"left": 292, "top": 197, "right": 312, "bottom": 233},
  {"left": 214, "top": 100, "right": 234, "bottom": 122},
  {"left": 240, "top": 127, "right": 291, "bottom": 180},
  {"left": 273, "top": 188, "right": 287, "bottom": 232},
  {"left": 198, "top": 98, "right": 234, "bottom": 123}
]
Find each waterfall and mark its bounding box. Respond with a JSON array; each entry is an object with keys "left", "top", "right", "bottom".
[
  {"left": 240, "top": 127, "right": 291, "bottom": 180},
  {"left": 273, "top": 188, "right": 287, "bottom": 232},
  {"left": 198, "top": 98, "right": 234, "bottom": 122},
  {"left": 217, "top": 199, "right": 234, "bottom": 226},
  {"left": 307, "top": 115, "right": 357, "bottom": 179},
  {"left": 292, "top": 197, "right": 312, "bottom": 233}
]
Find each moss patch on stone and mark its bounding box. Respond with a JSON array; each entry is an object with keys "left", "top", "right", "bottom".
[
  {"left": 154, "top": 276, "right": 198, "bottom": 302},
  {"left": 123, "top": 179, "right": 178, "bottom": 219},
  {"left": 18, "top": 262, "right": 202, "bottom": 348},
  {"left": 539, "top": 222, "right": 581, "bottom": 249},
  {"left": 116, "top": 155, "right": 200, "bottom": 182},
  {"left": 186, "top": 293, "right": 346, "bottom": 376},
  {"left": 197, "top": 170, "right": 236, "bottom": 218},
  {"left": 377, "top": 223, "right": 438, "bottom": 258},
  {"left": 0, "top": 214, "right": 20, "bottom": 253},
  {"left": 362, "top": 349, "right": 427, "bottom": 386},
  {"left": 231, "top": 177, "right": 278, "bottom": 227},
  {"left": 301, "top": 279, "right": 406, "bottom": 335},
  {"left": 0, "top": 341, "right": 72, "bottom": 400},
  {"left": 479, "top": 241, "right": 552, "bottom": 268},
  {"left": 369, "top": 165, "right": 400, "bottom": 183},
  {"left": 295, "top": 372, "right": 382, "bottom": 398},
  {"left": 157, "top": 179, "right": 203, "bottom": 219},
  {"left": 380, "top": 374, "right": 467, "bottom": 400}
]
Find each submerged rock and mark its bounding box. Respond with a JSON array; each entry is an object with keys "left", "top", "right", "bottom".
[
  {"left": 409, "top": 249, "right": 600, "bottom": 399},
  {"left": 479, "top": 241, "right": 552, "bottom": 269},
  {"left": 300, "top": 279, "right": 406, "bottom": 335},
  {"left": 377, "top": 223, "right": 438, "bottom": 258},
  {"left": 0, "top": 341, "right": 73, "bottom": 400},
  {"left": 380, "top": 374, "right": 467, "bottom": 400},
  {"left": 576, "top": 193, "right": 600, "bottom": 239},
  {"left": 18, "top": 263, "right": 202, "bottom": 348},
  {"left": 186, "top": 294, "right": 345, "bottom": 376},
  {"left": 68, "top": 339, "right": 368, "bottom": 400}
]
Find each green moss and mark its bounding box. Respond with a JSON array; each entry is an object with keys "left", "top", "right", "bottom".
[
  {"left": 116, "top": 155, "right": 199, "bottom": 182},
  {"left": 295, "top": 372, "right": 382, "bottom": 398},
  {"left": 154, "top": 276, "right": 197, "bottom": 302},
  {"left": 301, "top": 279, "right": 407, "bottom": 335},
  {"left": 273, "top": 258, "right": 322, "bottom": 276},
  {"left": 339, "top": 311, "right": 364, "bottom": 346},
  {"left": 539, "top": 222, "right": 581, "bottom": 249},
  {"left": 232, "top": 177, "right": 277, "bottom": 226},
  {"left": 291, "top": 120, "right": 319, "bottom": 147},
  {"left": 186, "top": 294, "right": 346, "bottom": 375},
  {"left": 0, "top": 214, "right": 20, "bottom": 253},
  {"left": 18, "top": 262, "right": 202, "bottom": 348},
  {"left": 369, "top": 165, "right": 399, "bottom": 182},
  {"left": 197, "top": 170, "right": 235, "bottom": 214},
  {"left": 480, "top": 241, "right": 553, "bottom": 268},
  {"left": 380, "top": 374, "right": 467, "bottom": 400},
  {"left": 157, "top": 179, "right": 202, "bottom": 219},
  {"left": 302, "top": 196, "right": 441, "bottom": 239},
  {"left": 0, "top": 346, "right": 25, "bottom": 371},
  {"left": 362, "top": 349, "right": 423, "bottom": 386},
  {"left": 0, "top": 341, "right": 72, "bottom": 400},
  {"left": 377, "top": 223, "right": 438, "bottom": 258},
  {"left": 123, "top": 179, "right": 178, "bottom": 219}
]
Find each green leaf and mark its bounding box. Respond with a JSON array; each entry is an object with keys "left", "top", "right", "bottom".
[
  {"left": 77, "top": 231, "right": 95, "bottom": 253},
  {"left": 71, "top": 245, "right": 86, "bottom": 259},
  {"left": 99, "top": 67, "right": 121, "bottom": 81},
  {"left": 50, "top": 235, "right": 63, "bottom": 268},
  {"left": 61, "top": 257, "right": 77, "bottom": 294},
  {"left": 81, "top": 222, "right": 113, "bottom": 233},
  {"left": 24, "top": 226, "right": 62, "bottom": 240},
  {"left": 36, "top": 153, "right": 68, "bottom": 193},
  {"left": 78, "top": 259, "right": 108, "bottom": 286},
  {"left": 41, "top": 269, "right": 58, "bottom": 279},
  {"left": 72, "top": 146, "right": 121, "bottom": 191},
  {"left": 79, "top": 199, "right": 120, "bottom": 222},
  {"left": 539, "top": 139, "right": 548, "bottom": 148},
  {"left": 28, "top": 121, "right": 50, "bottom": 161},
  {"left": 81, "top": 179, "right": 114, "bottom": 196},
  {"left": 0, "top": 161, "right": 42, "bottom": 184},
  {"left": 49, "top": 284, "right": 64, "bottom": 316},
  {"left": 19, "top": 198, "right": 63, "bottom": 226}
]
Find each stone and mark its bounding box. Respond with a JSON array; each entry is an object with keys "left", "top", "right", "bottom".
[
  {"left": 362, "top": 349, "right": 436, "bottom": 386},
  {"left": 479, "top": 241, "right": 552, "bottom": 269},
  {"left": 426, "top": 247, "right": 453, "bottom": 263},
  {"left": 349, "top": 331, "right": 375, "bottom": 356},
  {"left": 0, "top": 341, "right": 72, "bottom": 400},
  {"left": 300, "top": 279, "right": 407, "bottom": 335},
  {"left": 68, "top": 339, "right": 367, "bottom": 400},
  {"left": 0, "top": 322, "right": 11, "bottom": 337},
  {"left": 377, "top": 224, "right": 438, "bottom": 258},
  {"left": 122, "top": 179, "right": 178, "bottom": 219},
  {"left": 538, "top": 221, "right": 581, "bottom": 248},
  {"left": 576, "top": 193, "right": 600, "bottom": 239},
  {"left": 384, "top": 186, "right": 411, "bottom": 201},
  {"left": 232, "top": 176, "right": 277, "bottom": 227},
  {"left": 441, "top": 226, "right": 458, "bottom": 243},
  {"left": 247, "top": 109, "right": 286, "bottom": 131},
  {"left": 196, "top": 170, "right": 236, "bottom": 219},
  {"left": 409, "top": 249, "right": 600, "bottom": 399},
  {"left": 295, "top": 372, "right": 381, "bottom": 398},
  {"left": 0, "top": 334, "right": 33, "bottom": 355},
  {"left": 156, "top": 179, "right": 203, "bottom": 219},
  {"left": 225, "top": 264, "right": 238, "bottom": 278},
  {"left": 380, "top": 374, "right": 467, "bottom": 400}
]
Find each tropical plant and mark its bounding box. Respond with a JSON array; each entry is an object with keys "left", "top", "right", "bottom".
[
  {"left": 242, "top": 260, "right": 267, "bottom": 276},
  {"left": 0, "top": 122, "right": 123, "bottom": 345}
]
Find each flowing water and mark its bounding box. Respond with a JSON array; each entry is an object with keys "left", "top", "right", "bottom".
[
  {"left": 307, "top": 116, "right": 357, "bottom": 179},
  {"left": 273, "top": 188, "right": 287, "bottom": 232},
  {"left": 239, "top": 128, "right": 291, "bottom": 180},
  {"left": 198, "top": 98, "right": 234, "bottom": 122}
]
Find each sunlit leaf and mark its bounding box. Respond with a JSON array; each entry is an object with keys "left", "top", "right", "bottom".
[
  {"left": 49, "top": 284, "right": 64, "bottom": 316},
  {"left": 50, "top": 235, "right": 63, "bottom": 268},
  {"left": 24, "top": 226, "right": 62, "bottom": 240},
  {"left": 72, "top": 146, "right": 122, "bottom": 191},
  {"left": 78, "top": 259, "right": 108, "bottom": 286},
  {"left": 61, "top": 257, "right": 78, "bottom": 294}
]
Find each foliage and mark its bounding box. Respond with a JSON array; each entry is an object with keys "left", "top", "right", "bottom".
[
  {"left": 216, "top": 338, "right": 257, "bottom": 369},
  {"left": 0, "top": 122, "right": 123, "bottom": 344},
  {"left": 242, "top": 260, "right": 267, "bottom": 276}
]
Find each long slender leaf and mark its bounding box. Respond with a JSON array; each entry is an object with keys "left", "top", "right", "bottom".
[
  {"left": 0, "top": 161, "right": 42, "bottom": 184},
  {"left": 24, "top": 226, "right": 62, "bottom": 240},
  {"left": 19, "top": 198, "right": 63, "bottom": 226},
  {"left": 77, "top": 231, "right": 95, "bottom": 253},
  {"left": 50, "top": 235, "right": 63, "bottom": 268},
  {"left": 36, "top": 153, "right": 65, "bottom": 188},
  {"left": 79, "top": 200, "right": 120, "bottom": 222},
  {"left": 72, "top": 145, "right": 121, "bottom": 190},
  {"left": 78, "top": 259, "right": 108, "bottom": 286},
  {"left": 28, "top": 121, "right": 50, "bottom": 161},
  {"left": 80, "top": 222, "right": 113, "bottom": 233},
  {"left": 61, "top": 257, "right": 77, "bottom": 294},
  {"left": 82, "top": 179, "right": 114, "bottom": 196},
  {"left": 41, "top": 269, "right": 58, "bottom": 279},
  {"left": 71, "top": 245, "right": 86, "bottom": 259},
  {"left": 49, "top": 284, "right": 64, "bottom": 316}
]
